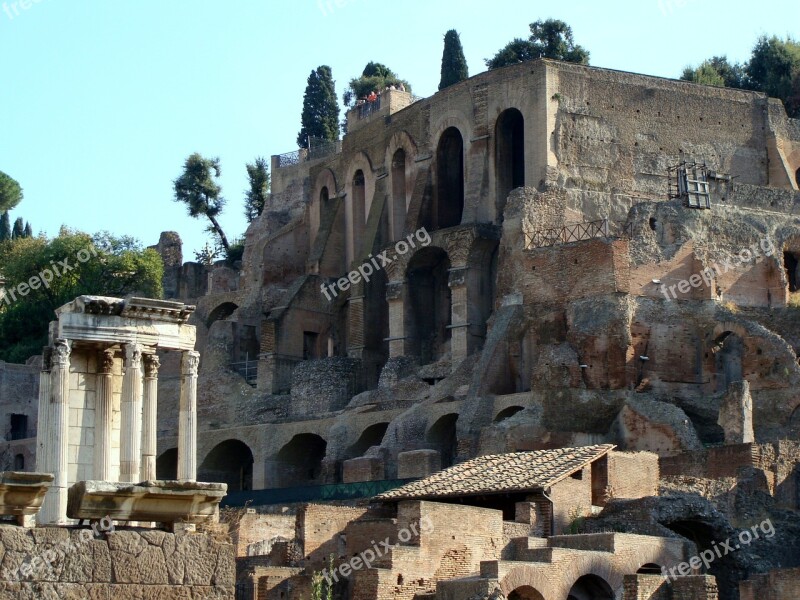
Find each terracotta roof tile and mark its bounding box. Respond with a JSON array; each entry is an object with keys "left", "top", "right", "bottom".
[{"left": 375, "top": 444, "right": 615, "bottom": 501}]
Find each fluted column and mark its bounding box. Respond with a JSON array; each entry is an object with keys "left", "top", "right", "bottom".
[
  {"left": 41, "top": 339, "right": 70, "bottom": 524},
  {"left": 93, "top": 349, "right": 115, "bottom": 480},
  {"left": 141, "top": 354, "right": 160, "bottom": 481},
  {"left": 178, "top": 351, "right": 199, "bottom": 482},
  {"left": 120, "top": 343, "right": 143, "bottom": 483},
  {"left": 35, "top": 347, "right": 52, "bottom": 473}
]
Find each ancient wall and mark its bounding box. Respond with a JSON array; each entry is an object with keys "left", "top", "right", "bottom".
[
  {"left": 549, "top": 465, "right": 593, "bottom": 534},
  {"left": 230, "top": 512, "right": 296, "bottom": 558},
  {"left": 607, "top": 451, "right": 660, "bottom": 500},
  {"left": 0, "top": 359, "right": 39, "bottom": 471},
  {"left": 739, "top": 566, "right": 800, "bottom": 600},
  {"left": 297, "top": 504, "right": 369, "bottom": 568},
  {"left": 0, "top": 525, "right": 234, "bottom": 598}
]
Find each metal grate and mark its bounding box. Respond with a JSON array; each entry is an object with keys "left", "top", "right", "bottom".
[
  {"left": 524, "top": 218, "right": 612, "bottom": 250},
  {"left": 669, "top": 161, "right": 711, "bottom": 209}
]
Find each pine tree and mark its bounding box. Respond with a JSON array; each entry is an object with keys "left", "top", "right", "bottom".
[
  {"left": 23, "top": 221, "right": 32, "bottom": 238},
  {"left": 297, "top": 66, "right": 340, "bottom": 149},
  {"left": 0, "top": 212, "right": 10, "bottom": 242},
  {"left": 439, "top": 30, "right": 469, "bottom": 90},
  {"left": 244, "top": 157, "right": 270, "bottom": 223},
  {"left": 11, "top": 217, "right": 24, "bottom": 240}
]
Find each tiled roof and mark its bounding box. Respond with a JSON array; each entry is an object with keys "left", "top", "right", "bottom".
[{"left": 375, "top": 444, "right": 615, "bottom": 501}]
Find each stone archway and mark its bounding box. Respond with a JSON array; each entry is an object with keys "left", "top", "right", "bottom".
[
  {"left": 407, "top": 246, "right": 452, "bottom": 364},
  {"left": 507, "top": 586, "right": 544, "bottom": 600},
  {"left": 495, "top": 108, "right": 525, "bottom": 222},
  {"left": 198, "top": 439, "right": 254, "bottom": 492},
  {"left": 275, "top": 433, "right": 328, "bottom": 487},
  {"left": 435, "top": 127, "right": 465, "bottom": 230},
  {"left": 426, "top": 413, "right": 459, "bottom": 468},
  {"left": 566, "top": 574, "right": 614, "bottom": 600}
]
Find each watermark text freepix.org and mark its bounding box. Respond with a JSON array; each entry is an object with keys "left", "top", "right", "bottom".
[
  {"left": 323, "top": 515, "right": 433, "bottom": 584},
  {"left": 4, "top": 515, "right": 115, "bottom": 580},
  {"left": 321, "top": 227, "right": 431, "bottom": 301},
  {"left": 2, "top": 0, "right": 45, "bottom": 21},
  {"left": 660, "top": 237, "right": 774, "bottom": 300},
  {"left": 662, "top": 518, "right": 775, "bottom": 582},
  {"left": 0, "top": 244, "right": 98, "bottom": 307}
]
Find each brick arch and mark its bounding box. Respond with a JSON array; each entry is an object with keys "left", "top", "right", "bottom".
[
  {"left": 429, "top": 112, "right": 472, "bottom": 154},
  {"left": 385, "top": 131, "right": 419, "bottom": 240},
  {"left": 384, "top": 130, "right": 419, "bottom": 169},
  {"left": 345, "top": 152, "right": 376, "bottom": 264},
  {"left": 310, "top": 168, "right": 339, "bottom": 250}
]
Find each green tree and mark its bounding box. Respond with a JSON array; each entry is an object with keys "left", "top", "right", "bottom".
[
  {"left": 681, "top": 56, "right": 746, "bottom": 88},
  {"left": 0, "top": 212, "right": 10, "bottom": 242},
  {"left": 23, "top": 222, "right": 32, "bottom": 238},
  {"left": 244, "top": 157, "right": 270, "bottom": 223},
  {"left": 297, "top": 65, "right": 341, "bottom": 148},
  {"left": 0, "top": 230, "right": 163, "bottom": 363},
  {"left": 173, "top": 153, "right": 230, "bottom": 252},
  {"left": 439, "top": 29, "right": 469, "bottom": 90},
  {"left": 0, "top": 171, "right": 22, "bottom": 214},
  {"left": 343, "top": 62, "right": 411, "bottom": 107},
  {"left": 11, "top": 217, "right": 24, "bottom": 240},
  {"left": 486, "top": 19, "right": 589, "bottom": 70},
  {"left": 746, "top": 35, "right": 800, "bottom": 116}
]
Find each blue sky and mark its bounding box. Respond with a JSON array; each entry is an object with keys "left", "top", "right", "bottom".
[{"left": 0, "top": 0, "right": 797, "bottom": 257}]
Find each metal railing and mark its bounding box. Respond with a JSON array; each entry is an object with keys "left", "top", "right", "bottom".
[
  {"left": 221, "top": 478, "right": 416, "bottom": 507},
  {"left": 275, "top": 149, "right": 302, "bottom": 168},
  {"left": 229, "top": 357, "right": 258, "bottom": 386},
  {"left": 307, "top": 136, "right": 341, "bottom": 161},
  {"left": 524, "top": 218, "right": 636, "bottom": 250}
]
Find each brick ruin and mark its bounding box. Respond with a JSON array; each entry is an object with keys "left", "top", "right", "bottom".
[{"left": 3, "top": 58, "right": 800, "bottom": 598}]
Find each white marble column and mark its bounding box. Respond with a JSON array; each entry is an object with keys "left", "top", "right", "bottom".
[
  {"left": 178, "top": 351, "right": 199, "bottom": 482},
  {"left": 35, "top": 347, "right": 52, "bottom": 474},
  {"left": 93, "top": 349, "right": 115, "bottom": 481},
  {"left": 140, "top": 354, "right": 160, "bottom": 481},
  {"left": 120, "top": 343, "right": 143, "bottom": 483},
  {"left": 40, "top": 339, "right": 70, "bottom": 524}
]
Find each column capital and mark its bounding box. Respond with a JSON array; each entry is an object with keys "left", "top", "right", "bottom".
[
  {"left": 51, "top": 339, "right": 71, "bottom": 367},
  {"left": 144, "top": 354, "right": 161, "bottom": 379},
  {"left": 182, "top": 350, "right": 200, "bottom": 376},
  {"left": 99, "top": 348, "right": 115, "bottom": 375},
  {"left": 123, "top": 343, "right": 143, "bottom": 370}
]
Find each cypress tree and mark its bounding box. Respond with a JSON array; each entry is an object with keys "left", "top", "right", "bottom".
[
  {"left": 11, "top": 217, "right": 24, "bottom": 240},
  {"left": 439, "top": 30, "right": 469, "bottom": 90},
  {"left": 0, "top": 212, "right": 10, "bottom": 242},
  {"left": 23, "top": 221, "right": 32, "bottom": 238},
  {"left": 297, "top": 65, "right": 340, "bottom": 149}
]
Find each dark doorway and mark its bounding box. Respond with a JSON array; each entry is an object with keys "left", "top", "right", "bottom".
[
  {"left": 784, "top": 251, "right": 799, "bottom": 292},
  {"left": 346, "top": 422, "right": 389, "bottom": 458},
  {"left": 9, "top": 414, "right": 28, "bottom": 440},
  {"left": 407, "top": 247, "right": 452, "bottom": 364},
  {"left": 156, "top": 448, "right": 178, "bottom": 480},
  {"left": 435, "top": 127, "right": 464, "bottom": 230},
  {"left": 426, "top": 413, "right": 459, "bottom": 468},
  {"left": 352, "top": 170, "right": 366, "bottom": 259},
  {"left": 714, "top": 332, "right": 744, "bottom": 392},
  {"left": 495, "top": 108, "right": 525, "bottom": 221},
  {"left": 566, "top": 574, "right": 614, "bottom": 600},
  {"left": 199, "top": 439, "right": 254, "bottom": 492},
  {"left": 276, "top": 433, "right": 327, "bottom": 487},
  {"left": 391, "top": 149, "right": 407, "bottom": 240},
  {"left": 508, "top": 586, "right": 544, "bottom": 600}
]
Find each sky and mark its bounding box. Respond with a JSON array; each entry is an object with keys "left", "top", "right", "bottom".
[{"left": 0, "top": 0, "right": 798, "bottom": 258}]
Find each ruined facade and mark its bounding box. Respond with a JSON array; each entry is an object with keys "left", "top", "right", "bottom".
[{"left": 3, "top": 57, "right": 800, "bottom": 598}]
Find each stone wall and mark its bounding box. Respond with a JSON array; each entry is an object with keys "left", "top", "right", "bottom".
[
  {"left": 0, "top": 359, "right": 39, "bottom": 471},
  {"left": 739, "top": 566, "right": 800, "bottom": 600},
  {"left": 0, "top": 525, "right": 234, "bottom": 598}
]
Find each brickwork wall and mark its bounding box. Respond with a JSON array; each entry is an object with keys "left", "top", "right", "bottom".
[
  {"left": 549, "top": 466, "right": 593, "bottom": 534},
  {"left": 231, "top": 513, "right": 296, "bottom": 558},
  {"left": 607, "top": 451, "right": 660, "bottom": 500},
  {"left": 342, "top": 457, "right": 384, "bottom": 483},
  {"left": 298, "top": 504, "right": 368, "bottom": 568},
  {"left": 739, "top": 566, "right": 800, "bottom": 600},
  {"left": 623, "top": 574, "right": 670, "bottom": 599},
  {"left": 0, "top": 525, "right": 234, "bottom": 599}
]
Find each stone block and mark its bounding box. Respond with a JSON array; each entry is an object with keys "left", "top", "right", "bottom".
[{"left": 397, "top": 450, "right": 441, "bottom": 479}]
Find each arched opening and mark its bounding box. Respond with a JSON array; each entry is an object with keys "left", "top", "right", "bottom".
[
  {"left": 435, "top": 127, "right": 464, "bottom": 230},
  {"left": 391, "top": 149, "right": 407, "bottom": 240},
  {"left": 352, "top": 170, "right": 366, "bottom": 260},
  {"left": 346, "top": 422, "right": 389, "bottom": 458},
  {"left": 662, "top": 519, "right": 737, "bottom": 597},
  {"left": 784, "top": 251, "right": 799, "bottom": 292},
  {"left": 13, "top": 454, "right": 24, "bottom": 471},
  {"left": 495, "top": 108, "right": 525, "bottom": 222},
  {"left": 566, "top": 574, "right": 614, "bottom": 600},
  {"left": 276, "top": 433, "right": 327, "bottom": 487},
  {"left": 199, "top": 439, "right": 254, "bottom": 492},
  {"left": 714, "top": 331, "right": 744, "bottom": 392},
  {"left": 206, "top": 302, "right": 238, "bottom": 329},
  {"left": 407, "top": 247, "right": 452, "bottom": 364},
  {"left": 156, "top": 448, "right": 178, "bottom": 480},
  {"left": 494, "top": 406, "right": 524, "bottom": 423},
  {"left": 320, "top": 186, "right": 330, "bottom": 204},
  {"left": 426, "top": 413, "right": 459, "bottom": 468},
  {"left": 795, "top": 167, "right": 800, "bottom": 188},
  {"left": 508, "top": 586, "right": 544, "bottom": 600},
  {"left": 637, "top": 563, "right": 663, "bottom": 575}
]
